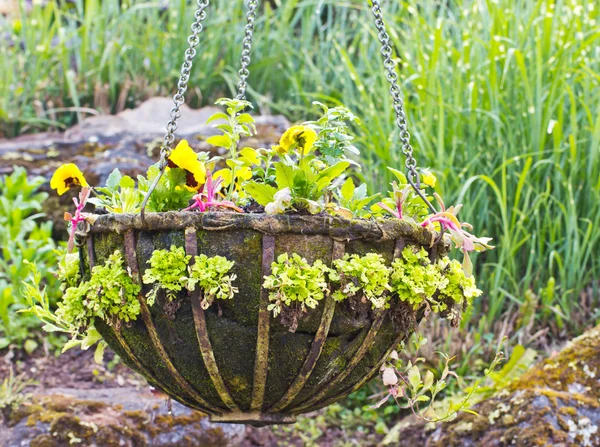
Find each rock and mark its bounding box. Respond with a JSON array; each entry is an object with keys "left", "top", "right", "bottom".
[
  {"left": 385, "top": 325, "right": 600, "bottom": 447},
  {"left": 0, "top": 387, "right": 245, "bottom": 447}
]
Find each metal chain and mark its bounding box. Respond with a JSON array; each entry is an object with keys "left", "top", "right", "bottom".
[
  {"left": 162, "top": 0, "right": 210, "bottom": 160},
  {"left": 141, "top": 0, "right": 210, "bottom": 221},
  {"left": 236, "top": 0, "right": 259, "bottom": 100},
  {"left": 370, "top": 0, "right": 436, "bottom": 213}
]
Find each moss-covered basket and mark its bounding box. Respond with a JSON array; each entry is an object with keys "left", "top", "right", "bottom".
[{"left": 77, "top": 212, "right": 447, "bottom": 426}]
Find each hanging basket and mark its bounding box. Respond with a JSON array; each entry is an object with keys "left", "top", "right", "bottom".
[{"left": 79, "top": 212, "right": 447, "bottom": 425}]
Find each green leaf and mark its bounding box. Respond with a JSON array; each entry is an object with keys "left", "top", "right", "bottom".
[
  {"left": 24, "top": 339, "right": 38, "bottom": 354},
  {"left": 275, "top": 162, "right": 297, "bottom": 189},
  {"left": 119, "top": 175, "right": 135, "bottom": 189},
  {"left": 316, "top": 161, "right": 350, "bottom": 190},
  {"left": 245, "top": 182, "right": 277, "bottom": 206},
  {"left": 423, "top": 370, "right": 435, "bottom": 390},
  {"left": 94, "top": 341, "right": 106, "bottom": 364},
  {"left": 237, "top": 113, "right": 255, "bottom": 124},
  {"left": 206, "top": 134, "right": 233, "bottom": 148},
  {"left": 408, "top": 365, "right": 421, "bottom": 390},
  {"left": 340, "top": 178, "right": 355, "bottom": 201},
  {"left": 206, "top": 112, "right": 229, "bottom": 124},
  {"left": 106, "top": 168, "right": 122, "bottom": 190},
  {"left": 387, "top": 167, "right": 407, "bottom": 185}
]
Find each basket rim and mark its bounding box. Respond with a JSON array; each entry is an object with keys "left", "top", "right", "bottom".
[{"left": 83, "top": 211, "right": 445, "bottom": 246}]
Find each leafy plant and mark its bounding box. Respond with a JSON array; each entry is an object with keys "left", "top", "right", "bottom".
[
  {"left": 206, "top": 98, "right": 256, "bottom": 200},
  {"left": 189, "top": 254, "right": 238, "bottom": 309},
  {"left": 373, "top": 334, "right": 504, "bottom": 423},
  {"left": 263, "top": 253, "right": 330, "bottom": 323},
  {"left": 330, "top": 177, "right": 379, "bottom": 218},
  {"left": 0, "top": 167, "right": 58, "bottom": 352},
  {"left": 20, "top": 250, "right": 143, "bottom": 362},
  {"left": 142, "top": 245, "right": 191, "bottom": 305},
  {"left": 88, "top": 168, "right": 143, "bottom": 213},
  {"left": 308, "top": 102, "right": 361, "bottom": 164},
  {"left": 0, "top": 370, "right": 34, "bottom": 423},
  {"left": 330, "top": 253, "right": 392, "bottom": 309}
]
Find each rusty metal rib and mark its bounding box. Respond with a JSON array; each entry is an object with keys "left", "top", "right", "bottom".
[
  {"left": 185, "top": 227, "right": 240, "bottom": 411},
  {"left": 123, "top": 229, "right": 223, "bottom": 414},
  {"left": 293, "top": 309, "right": 387, "bottom": 413},
  {"left": 306, "top": 237, "right": 412, "bottom": 411},
  {"left": 268, "top": 240, "right": 346, "bottom": 413},
  {"left": 250, "top": 234, "right": 275, "bottom": 411},
  {"left": 87, "top": 233, "right": 205, "bottom": 412}
]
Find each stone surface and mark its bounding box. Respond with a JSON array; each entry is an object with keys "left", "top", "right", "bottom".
[
  {"left": 0, "top": 387, "right": 245, "bottom": 447},
  {"left": 384, "top": 325, "right": 600, "bottom": 447}
]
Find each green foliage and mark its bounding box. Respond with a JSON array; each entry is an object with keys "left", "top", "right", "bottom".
[
  {"left": 141, "top": 165, "right": 195, "bottom": 213},
  {"left": 391, "top": 247, "right": 482, "bottom": 322},
  {"left": 56, "top": 250, "right": 141, "bottom": 331},
  {"left": 189, "top": 255, "right": 238, "bottom": 309},
  {"left": 0, "top": 370, "right": 33, "bottom": 422},
  {"left": 142, "top": 245, "right": 190, "bottom": 305},
  {"left": 309, "top": 102, "right": 361, "bottom": 164},
  {"left": 437, "top": 257, "right": 483, "bottom": 307},
  {"left": 390, "top": 247, "right": 445, "bottom": 309},
  {"left": 263, "top": 253, "right": 329, "bottom": 317},
  {"left": 0, "top": 167, "right": 58, "bottom": 351},
  {"left": 88, "top": 168, "right": 142, "bottom": 213},
  {"left": 332, "top": 178, "right": 379, "bottom": 218},
  {"left": 330, "top": 253, "right": 392, "bottom": 309},
  {"left": 206, "top": 98, "right": 256, "bottom": 200},
  {"left": 20, "top": 250, "right": 141, "bottom": 361}
]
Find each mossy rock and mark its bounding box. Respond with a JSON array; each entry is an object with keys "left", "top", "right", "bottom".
[
  {"left": 79, "top": 212, "right": 447, "bottom": 425},
  {"left": 1, "top": 391, "right": 244, "bottom": 447},
  {"left": 385, "top": 325, "right": 600, "bottom": 447}
]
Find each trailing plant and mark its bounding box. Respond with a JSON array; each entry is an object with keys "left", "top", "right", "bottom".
[
  {"left": 189, "top": 254, "right": 238, "bottom": 310},
  {"left": 142, "top": 245, "right": 191, "bottom": 306},
  {"left": 21, "top": 249, "right": 141, "bottom": 361},
  {"left": 373, "top": 333, "right": 504, "bottom": 422},
  {"left": 390, "top": 247, "right": 482, "bottom": 326},
  {"left": 142, "top": 246, "right": 238, "bottom": 311},
  {"left": 330, "top": 253, "right": 392, "bottom": 309},
  {"left": 263, "top": 253, "right": 330, "bottom": 331}
]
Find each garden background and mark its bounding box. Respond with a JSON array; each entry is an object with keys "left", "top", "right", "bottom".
[{"left": 0, "top": 0, "right": 599, "bottom": 445}]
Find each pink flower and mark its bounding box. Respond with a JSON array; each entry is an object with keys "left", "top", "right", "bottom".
[
  {"left": 183, "top": 171, "right": 243, "bottom": 214},
  {"left": 64, "top": 187, "right": 91, "bottom": 253}
]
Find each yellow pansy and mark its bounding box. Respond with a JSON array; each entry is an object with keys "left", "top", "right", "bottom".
[
  {"left": 420, "top": 169, "right": 437, "bottom": 188},
  {"left": 167, "top": 140, "right": 206, "bottom": 191},
  {"left": 50, "top": 163, "right": 89, "bottom": 196},
  {"left": 278, "top": 125, "right": 318, "bottom": 155}
]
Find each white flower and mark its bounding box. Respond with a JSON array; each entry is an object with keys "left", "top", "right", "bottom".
[
  {"left": 265, "top": 201, "right": 286, "bottom": 215},
  {"left": 273, "top": 187, "right": 292, "bottom": 204},
  {"left": 382, "top": 367, "right": 399, "bottom": 386},
  {"left": 306, "top": 199, "right": 323, "bottom": 214}
]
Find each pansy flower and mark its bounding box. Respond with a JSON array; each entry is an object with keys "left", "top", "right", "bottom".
[
  {"left": 50, "top": 163, "right": 89, "bottom": 195},
  {"left": 275, "top": 125, "right": 318, "bottom": 155},
  {"left": 167, "top": 140, "right": 206, "bottom": 191}
]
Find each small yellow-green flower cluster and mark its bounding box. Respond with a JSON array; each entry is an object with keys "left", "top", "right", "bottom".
[{"left": 142, "top": 245, "right": 237, "bottom": 310}]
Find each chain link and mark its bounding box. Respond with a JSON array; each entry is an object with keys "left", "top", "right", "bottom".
[
  {"left": 142, "top": 0, "right": 210, "bottom": 221},
  {"left": 370, "top": 0, "right": 420, "bottom": 185},
  {"left": 161, "top": 0, "right": 210, "bottom": 163},
  {"left": 236, "top": 0, "right": 259, "bottom": 100}
]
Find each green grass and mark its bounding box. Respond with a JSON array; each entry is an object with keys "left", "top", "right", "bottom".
[{"left": 1, "top": 0, "right": 599, "bottom": 342}]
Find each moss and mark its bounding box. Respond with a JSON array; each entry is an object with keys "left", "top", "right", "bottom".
[
  {"left": 82, "top": 219, "right": 437, "bottom": 418},
  {"left": 392, "top": 325, "right": 600, "bottom": 446}
]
